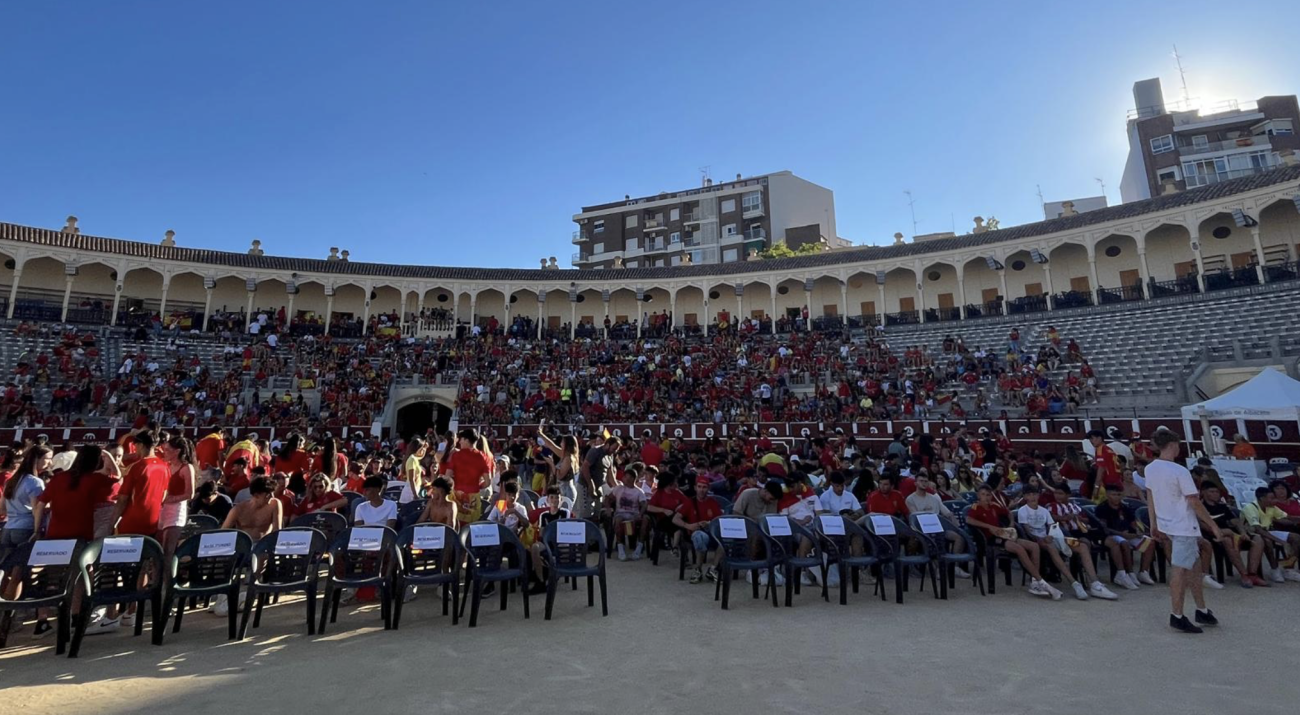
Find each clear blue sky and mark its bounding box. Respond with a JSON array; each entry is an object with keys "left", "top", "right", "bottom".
[{"left": 2, "top": 1, "right": 1296, "bottom": 268}]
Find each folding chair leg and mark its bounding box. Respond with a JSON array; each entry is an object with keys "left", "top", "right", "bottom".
[
  {"left": 253, "top": 592, "right": 267, "bottom": 628},
  {"left": 0, "top": 610, "right": 11, "bottom": 649},
  {"left": 227, "top": 586, "right": 239, "bottom": 640},
  {"left": 599, "top": 573, "right": 608, "bottom": 617},
  {"left": 522, "top": 576, "right": 530, "bottom": 620},
  {"left": 56, "top": 602, "right": 71, "bottom": 656},
  {"left": 380, "top": 585, "right": 392, "bottom": 630},
  {"left": 150, "top": 591, "right": 165, "bottom": 645},
  {"left": 305, "top": 585, "right": 318, "bottom": 636},
  {"left": 720, "top": 569, "right": 731, "bottom": 610},
  {"left": 69, "top": 605, "right": 94, "bottom": 658},
  {"left": 545, "top": 577, "right": 557, "bottom": 621},
  {"left": 239, "top": 589, "right": 256, "bottom": 639},
  {"left": 587, "top": 575, "right": 594, "bottom": 607},
  {"left": 469, "top": 579, "right": 482, "bottom": 628},
  {"left": 450, "top": 580, "right": 460, "bottom": 626},
  {"left": 441, "top": 581, "right": 449, "bottom": 616}
]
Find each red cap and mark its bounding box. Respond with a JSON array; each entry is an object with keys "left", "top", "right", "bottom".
[{"left": 696, "top": 476, "right": 713, "bottom": 487}]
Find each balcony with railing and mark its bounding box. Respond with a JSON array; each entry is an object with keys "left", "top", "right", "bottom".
[
  {"left": 571, "top": 230, "right": 586, "bottom": 244},
  {"left": 1177, "top": 135, "right": 1271, "bottom": 157},
  {"left": 571, "top": 251, "right": 589, "bottom": 265},
  {"left": 683, "top": 236, "right": 702, "bottom": 248},
  {"left": 644, "top": 218, "right": 665, "bottom": 232},
  {"left": 683, "top": 210, "right": 701, "bottom": 224}
]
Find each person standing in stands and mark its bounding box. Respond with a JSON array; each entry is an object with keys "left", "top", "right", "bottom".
[
  {"left": 1086, "top": 430, "right": 1122, "bottom": 498},
  {"left": 195, "top": 427, "right": 227, "bottom": 471},
  {"left": 1145, "top": 428, "right": 1222, "bottom": 633},
  {"left": 444, "top": 427, "right": 494, "bottom": 526},
  {"left": 158, "top": 435, "right": 197, "bottom": 559},
  {"left": 98, "top": 431, "right": 169, "bottom": 633}
]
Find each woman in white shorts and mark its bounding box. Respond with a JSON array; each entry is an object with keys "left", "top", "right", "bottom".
[{"left": 158, "top": 435, "right": 198, "bottom": 558}]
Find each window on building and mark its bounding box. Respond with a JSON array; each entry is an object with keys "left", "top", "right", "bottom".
[
  {"left": 656, "top": 259, "right": 666, "bottom": 267},
  {"left": 593, "top": 242, "right": 605, "bottom": 254},
  {"left": 1157, "top": 166, "right": 1181, "bottom": 183},
  {"left": 691, "top": 250, "right": 703, "bottom": 264},
  {"left": 1150, "top": 134, "right": 1174, "bottom": 154},
  {"left": 670, "top": 255, "right": 682, "bottom": 266},
  {"left": 625, "top": 215, "right": 638, "bottom": 229},
  {"left": 593, "top": 219, "right": 604, "bottom": 233},
  {"left": 626, "top": 237, "right": 639, "bottom": 251},
  {"left": 742, "top": 191, "right": 762, "bottom": 212},
  {"left": 723, "top": 223, "right": 737, "bottom": 237},
  {"left": 1269, "top": 119, "right": 1294, "bottom": 136},
  {"left": 723, "top": 248, "right": 739, "bottom": 262},
  {"left": 1191, "top": 134, "right": 1209, "bottom": 150},
  {"left": 669, "top": 232, "right": 681, "bottom": 243},
  {"left": 670, "top": 207, "right": 680, "bottom": 221},
  {"left": 625, "top": 260, "right": 639, "bottom": 268},
  {"left": 721, "top": 198, "right": 736, "bottom": 213}
]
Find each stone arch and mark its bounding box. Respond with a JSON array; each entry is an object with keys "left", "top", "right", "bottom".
[
  {"left": 770, "top": 277, "right": 806, "bottom": 321},
  {"left": 919, "top": 261, "right": 960, "bottom": 320},
  {"left": 1048, "top": 243, "right": 1092, "bottom": 306},
  {"left": 845, "top": 269, "right": 883, "bottom": 320},
  {"left": 1092, "top": 234, "right": 1142, "bottom": 300},
  {"left": 674, "top": 285, "right": 705, "bottom": 328},
  {"left": 475, "top": 287, "right": 506, "bottom": 327},
  {"left": 120, "top": 265, "right": 165, "bottom": 319},
  {"left": 882, "top": 266, "right": 918, "bottom": 320},
  {"left": 1259, "top": 197, "right": 1300, "bottom": 267},
  {"left": 960, "top": 256, "right": 1002, "bottom": 316},
  {"left": 1197, "top": 210, "right": 1258, "bottom": 278},
  {"left": 1144, "top": 223, "right": 1197, "bottom": 285}
]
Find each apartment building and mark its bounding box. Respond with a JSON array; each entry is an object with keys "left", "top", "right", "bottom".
[
  {"left": 570, "top": 170, "right": 839, "bottom": 269},
  {"left": 1120, "top": 78, "right": 1300, "bottom": 203}
]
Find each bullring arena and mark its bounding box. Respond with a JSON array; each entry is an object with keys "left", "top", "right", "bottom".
[{"left": 2, "top": 164, "right": 1300, "bottom": 714}]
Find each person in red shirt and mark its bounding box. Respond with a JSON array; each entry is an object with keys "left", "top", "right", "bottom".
[
  {"left": 865, "top": 474, "right": 908, "bottom": 518},
  {"left": 112, "top": 431, "right": 170, "bottom": 537},
  {"left": 271, "top": 434, "right": 313, "bottom": 477},
  {"left": 34, "top": 445, "right": 119, "bottom": 542},
  {"left": 640, "top": 436, "right": 664, "bottom": 468},
  {"left": 297, "top": 472, "right": 347, "bottom": 514},
  {"left": 445, "top": 428, "right": 494, "bottom": 525},
  {"left": 195, "top": 428, "right": 227, "bottom": 471},
  {"left": 1086, "top": 430, "right": 1122, "bottom": 496},
  {"left": 646, "top": 471, "right": 690, "bottom": 549},
  {"left": 963, "top": 485, "right": 1052, "bottom": 597}
]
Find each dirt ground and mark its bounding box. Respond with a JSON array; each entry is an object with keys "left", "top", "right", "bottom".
[{"left": 1, "top": 562, "right": 1296, "bottom": 715}]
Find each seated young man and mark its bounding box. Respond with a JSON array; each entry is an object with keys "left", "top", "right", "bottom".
[
  {"left": 1017, "top": 486, "right": 1118, "bottom": 600},
  {"left": 905, "top": 473, "right": 969, "bottom": 576},
  {"left": 1241, "top": 486, "right": 1300, "bottom": 584},
  {"left": 353, "top": 475, "right": 397, "bottom": 529},
  {"left": 777, "top": 472, "right": 821, "bottom": 586},
  {"left": 645, "top": 471, "right": 690, "bottom": 557},
  {"left": 818, "top": 471, "right": 863, "bottom": 520},
  {"left": 965, "top": 484, "right": 1060, "bottom": 599},
  {"left": 673, "top": 476, "right": 723, "bottom": 584},
  {"left": 216, "top": 476, "right": 283, "bottom": 616},
  {"left": 606, "top": 467, "right": 648, "bottom": 561},
  {"left": 1092, "top": 488, "right": 1155, "bottom": 589},
  {"left": 528, "top": 485, "right": 573, "bottom": 593},
  {"left": 1201, "top": 481, "right": 1266, "bottom": 588},
  {"left": 864, "top": 473, "right": 909, "bottom": 519}
]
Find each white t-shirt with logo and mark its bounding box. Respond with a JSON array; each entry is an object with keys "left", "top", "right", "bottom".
[
  {"left": 353, "top": 499, "right": 397, "bottom": 527},
  {"left": 1145, "top": 459, "right": 1201, "bottom": 537},
  {"left": 1016, "top": 504, "right": 1055, "bottom": 538}
]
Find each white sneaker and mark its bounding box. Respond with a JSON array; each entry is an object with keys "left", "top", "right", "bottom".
[
  {"left": 1090, "top": 581, "right": 1119, "bottom": 600},
  {"left": 1044, "top": 582, "right": 1063, "bottom": 600},
  {"left": 1202, "top": 574, "right": 1224, "bottom": 590},
  {"left": 955, "top": 567, "right": 972, "bottom": 580},
  {"left": 1116, "top": 572, "right": 1138, "bottom": 590},
  {"left": 826, "top": 569, "right": 841, "bottom": 588},
  {"left": 631, "top": 543, "right": 644, "bottom": 561},
  {"left": 1071, "top": 581, "right": 1089, "bottom": 600},
  {"left": 1138, "top": 572, "right": 1156, "bottom": 586},
  {"left": 1271, "top": 569, "right": 1285, "bottom": 584},
  {"left": 1027, "top": 579, "right": 1051, "bottom": 598},
  {"left": 213, "top": 595, "right": 230, "bottom": 617},
  {"left": 617, "top": 544, "right": 627, "bottom": 562},
  {"left": 1282, "top": 569, "right": 1300, "bottom": 583},
  {"left": 773, "top": 570, "right": 786, "bottom": 586},
  {"left": 338, "top": 589, "right": 356, "bottom": 605},
  {"left": 121, "top": 613, "right": 136, "bottom": 628},
  {"left": 747, "top": 571, "right": 757, "bottom": 584},
  {"left": 404, "top": 585, "right": 418, "bottom": 603},
  {"left": 86, "top": 617, "right": 120, "bottom": 636},
  {"left": 800, "top": 570, "right": 814, "bottom": 586}
]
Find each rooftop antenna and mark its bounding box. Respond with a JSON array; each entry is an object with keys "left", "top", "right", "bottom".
[
  {"left": 1036, "top": 184, "right": 1045, "bottom": 213},
  {"left": 698, "top": 165, "right": 711, "bottom": 185},
  {"left": 1172, "top": 44, "right": 1191, "bottom": 104},
  {"left": 903, "top": 190, "right": 919, "bottom": 237},
  {"left": 1095, "top": 177, "right": 1107, "bottom": 202}
]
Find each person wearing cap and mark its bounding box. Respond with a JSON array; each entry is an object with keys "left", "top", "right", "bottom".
[{"left": 674, "top": 475, "right": 724, "bottom": 584}]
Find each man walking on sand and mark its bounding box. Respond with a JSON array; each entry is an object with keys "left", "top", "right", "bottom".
[{"left": 1145, "top": 428, "right": 1222, "bottom": 633}]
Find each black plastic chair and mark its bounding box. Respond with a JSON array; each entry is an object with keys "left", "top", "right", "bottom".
[
  {"left": 0, "top": 539, "right": 91, "bottom": 655},
  {"left": 240, "top": 527, "right": 331, "bottom": 638},
  {"left": 393, "top": 522, "right": 463, "bottom": 628},
  {"left": 178, "top": 514, "right": 221, "bottom": 545},
  {"left": 814, "top": 515, "right": 885, "bottom": 605},
  {"left": 539, "top": 519, "right": 608, "bottom": 620},
  {"left": 289, "top": 511, "right": 349, "bottom": 549},
  {"left": 396, "top": 500, "right": 428, "bottom": 530},
  {"left": 320, "top": 525, "right": 399, "bottom": 633},
  {"left": 69, "top": 535, "right": 167, "bottom": 657},
  {"left": 759, "top": 515, "right": 823, "bottom": 607},
  {"left": 708, "top": 516, "right": 783, "bottom": 610},
  {"left": 963, "top": 504, "right": 1022, "bottom": 594},
  {"left": 161, "top": 529, "right": 252, "bottom": 642},
  {"left": 910, "top": 513, "right": 983, "bottom": 598},
  {"left": 341, "top": 491, "right": 365, "bottom": 520},
  {"left": 383, "top": 484, "right": 405, "bottom": 502},
  {"left": 865, "top": 514, "right": 938, "bottom": 603},
  {"left": 459, "top": 522, "right": 531, "bottom": 628}
]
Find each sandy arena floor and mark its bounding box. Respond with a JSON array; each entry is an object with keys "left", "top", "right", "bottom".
[{"left": 1, "top": 561, "right": 1296, "bottom": 715}]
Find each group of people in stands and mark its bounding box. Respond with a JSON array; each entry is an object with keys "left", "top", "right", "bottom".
[
  {"left": 3, "top": 415, "right": 1297, "bottom": 639},
  {"left": 5, "top": 305, "right": 1102, "bottom": 437}
]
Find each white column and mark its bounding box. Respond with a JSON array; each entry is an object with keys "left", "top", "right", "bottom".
[
  {"left": 245, "top": 287, "right": 256, "bottom": 329},
  {"left": 399, "top": 291, "right": 408, "bottom": 328},
  {"left": 325, "top": 292, "right": 335, "bottom": 331},
  {"left": 109, "top": 278, "right": 123, "bottom": 326},
  {"left": 702, "top": 296, "right": 710, "bottom": 337},
  {"left": 1250, "top": 226, "right": 1266, "bottom": 284},
  {"left": 1043, "top": 263, "right": 1055, "bottom": 310},
  {"left": 838, "top": 280, "right": 848, "bottom": 321},
  {"left": 877, "top": 282, "right": 886, "bottom": 323},
  {"left": 1190, "top": 230, "right": 1206, "bottom": 293},
  {"left": 1138, "top": 248, "right": 1152, "bottom": 299},
  {"left": 158, "top": 277, "right": 171, "bottom": 318},
  {"left": 503, "top": 286, "right": 513, "bottom": 324},
  {"left": 469, "top": 293, "right": 478, "bottom": 328},
  {"left": 417, "top": 291, "right": 426, "bottom": 328},
  {"left": 1087, "top": 246, "right": 1100, "bottom": 305},
  {"left": 915, "top": 274, "right": 925, "bottom": 324},
  {"left": 4, "top": 261, "right": 22, "bottom": 320},
  {"left": 537, "top": 292, "right": 544, "bottom": 339},
  {"left": 669, "top": 290, "right": 677, "bottom": 332},
  {"left": 956, "top": 265, "right": 966, "bottom": 319},
  {"left": 803, "top": 284, "right": 812, "bottom": 331},
  {"left": 770, "top": 284, "right": 778, "bottom": 334},
  {"left": 569, "top": 297, "right": 576, "bottom": 339},
  {"left": 361, "top": 283, "right": 373, "bottom": 334},
  {"left": 603, "top": 293, "right": 610, "bottom": 332},
  {"left": 736, "top": 289, "right": 744, "bottom": 326},
  {"left": 998, "top": 270, "right": 1009, "bottom": 315},
  {"left": 202, "top": 287, "right": 213, "bottom": 331},
  {"left": 285, "top": 289, "right": 297, "bottom": 329},
  {"left": 60, "top": 274, "right": 75, "bottom": 322}
]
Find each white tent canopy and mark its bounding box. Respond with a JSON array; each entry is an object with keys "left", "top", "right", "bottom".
[{"left": 1180, "top": 367, "right": 1300, "bottom": 422}]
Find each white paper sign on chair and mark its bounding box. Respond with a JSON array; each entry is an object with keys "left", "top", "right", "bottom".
[
  {"left": 765, "top": 515, "right": 792, "bottom": 536},
  {"left": 101, "top": 536, "right": 144, "bottom": 564},
  {"left": 348, "top": 527, "right": 385, "bottom": 552},
  {"left": 557, "top": 521, "right": 586, "bottom": 545},
  {"left": 198, "top": 532, "right": 238, "bottom": 558},
  {"left": 915, "top": 513, "right": 944, "bottom": 534},
  {"left": 470, "top": 523, "right": 500, "bottom": 547},
  {"left": 819, "top": 515, "right": 845, "bottom": 535},
  {"left": 276, "top": 530, "right": 313, "bottom": 556},
  {"left": 869, "top": 514, "right": 897, "bottom": 536},
  {"left": 28, "top": 539, "right": 77, "bottom": 567},
  {"left": 718, "top": 517, "right": 748, "bottom": 540},
  {"left": 412, "top": 526, "right": 446, "bottom": 551}
]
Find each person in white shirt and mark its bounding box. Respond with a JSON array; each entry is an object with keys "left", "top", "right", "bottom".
[
  {"left": 485, "top": 481, "right": 529, "bottom": 536},
  {"left": 1015, "top": 487, "right": 1116, "bottom": 601},
  {"left": 1145, "top": 428, "right": 1222, "bottom": 633},
  {"left": 353, "top": 476, "right": 398, "bottom": 528}
]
